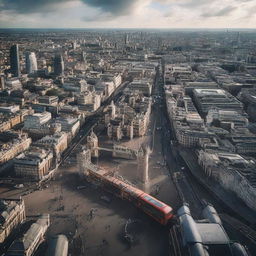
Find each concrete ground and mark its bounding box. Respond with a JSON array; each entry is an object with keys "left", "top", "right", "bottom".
[{"left": 0, "top": 98, "right": 181, "bottom": 256}]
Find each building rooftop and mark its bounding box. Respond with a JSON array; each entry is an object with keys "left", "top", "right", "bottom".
[
  {"left": 15, "top": 147, "right": 52, "bottom": 165},
  {"left": 0, "top": 199, "right": 23, "bottom": 229},
  {"left": 46, "top": 235, "right": 68, "bottom": 256},
  {"left": 194, "top": 88, "right": 226, "bottom": 96},
  {"left": 5, "top": 214, "right": 50, "bottom": 256}
]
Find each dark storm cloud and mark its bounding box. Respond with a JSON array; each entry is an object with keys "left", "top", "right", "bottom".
[
  {"left": 0, "top": 0, "right": 71, "bottom": 13},
  {"left": 0, "top": 0, "right": 251, "bottom": 19},
  {"left": 82, "top": 0, "right": 138, "bottom": 15},
  {"left": 0, "top": 0, "right": 138, "bottom": 15},
  {"left": 201, "top": 6, "right": 237, "bottom": 17}
]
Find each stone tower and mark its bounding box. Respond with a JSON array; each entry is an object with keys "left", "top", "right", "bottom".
[
  {"left": 77, "top": 147, "right": 91, "bottom": 177},
  {"left": 87, "top": 130, "right": 99, "bottom": 158},
  {"left": 110, "top": 100, "right": 116, "bottom": 119},
  {"left": 137, "top": 145, "right": 150, "bottom": 184}
]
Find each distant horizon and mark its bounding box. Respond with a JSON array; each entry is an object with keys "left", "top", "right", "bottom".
[{"left": 1, "top": 27, "right": 256, "bottom": 31}]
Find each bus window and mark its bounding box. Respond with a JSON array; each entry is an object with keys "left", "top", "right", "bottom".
[
  {"left": 140, "top": 199, "right": 164, "bottom": 220},
  {"left": 166, "top": 210, "right": 173, "bottom": 219},
  {"left": 143, "top": 195, "right": 164, "bottom": 208}
]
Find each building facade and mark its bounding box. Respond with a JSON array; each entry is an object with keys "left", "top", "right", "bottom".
[
  {"left": 25, "top": 52, "right": 38, "bottom": 74},
  {"left": 5, "top": 214, "right": 50, "bottom": 256},
  {"left": 14, "top": 148, "right": 53, "bottom": 181},
  {"left": 0, "top": 132, "right": 32, "bottom": 167},
  {"left": 54, "top": 53, "right": 64, "bottom": 76},
  {"left": 10, "top": 45, "right": 20, "bottom": 77},
  {"left": 0, "top": 199, "right": 26, "bottom": 244}
]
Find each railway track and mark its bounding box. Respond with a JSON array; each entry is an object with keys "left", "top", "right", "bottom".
[
  {"left": 60, "top": 81, "right": 129, "bottom": 163},
  {"left": 159, "top": 93, "right": 204, "bottom": 216},
  {"left": 220, "top": 214, "right": 256, "bottom": 246},
  {"left": 61, "top": 119, "right": 97, "bottom": 163},
  {"left": 169, "top": 225, "right": 183, "bottom": 256},
  {"left": 159, "top": 63, "right": 256, "bottom": 255}
]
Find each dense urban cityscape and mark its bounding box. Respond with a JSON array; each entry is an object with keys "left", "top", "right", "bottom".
[{"left": 0, "top": 26, "right": 256, "bottom": 256}]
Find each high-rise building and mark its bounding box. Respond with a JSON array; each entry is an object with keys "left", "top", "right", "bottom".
[
  {"left": 82, "top": 51, "right": 87, "bottom": 63},
  {"left": 25, "top": 52, "right": 38, "bottom": 74},
  {"left": 0, "top": 75, "right": 5, "bottom": 90},
  {"left": 72, "top": 41, "right": 77, "bottom": 50},
  {"left": 10, "top": 44, "right": 20, "bottom": 77},
  {"left": 125, "top": 33, "right": 129, "bottom": 45},
  {"left": 54, "top": 53, "right": 64, "bottom": 76}
]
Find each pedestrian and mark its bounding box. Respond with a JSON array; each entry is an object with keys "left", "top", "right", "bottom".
[{"left": 102, "top": 239, "right": 108, "bottom": 246}]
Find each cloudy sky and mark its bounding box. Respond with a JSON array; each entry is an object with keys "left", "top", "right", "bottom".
[{"left": 0, "top": 0, "right": 255, "bottom": 28}]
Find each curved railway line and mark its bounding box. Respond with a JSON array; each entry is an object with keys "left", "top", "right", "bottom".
[{"left": 60, "top": 81, "right": 129, "bottom": 164}]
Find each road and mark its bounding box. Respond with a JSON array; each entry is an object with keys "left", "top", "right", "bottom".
[
  {"left": 151, "top": 64, "right": 203, "bottom": 217},
  {"left": 2, "top": 66, "right": 255, "bottom": 255},
  {"left": 0, "top": 73, "right": 180, "bottom": 256},
  {"left": 158, "top": 62, "right": 256, "bottom": 254}
]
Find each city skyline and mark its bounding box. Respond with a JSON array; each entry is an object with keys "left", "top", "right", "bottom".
[{"left": 0, "top": 0, "right": 256, "bottom": 29}]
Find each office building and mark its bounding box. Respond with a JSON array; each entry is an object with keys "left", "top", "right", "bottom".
[
  {"left": 193, "top": 89, "right": 244, "bottom": 116},
  {"left": 129, "top": 80, "right": 152, "bottom": 96},
  {"left": 14, "top": 147, "right": 53, "bottom": 181},
  {"left": 38, "top": 96, "right": 59, "bottom": 106},
  {"left": 0, "top": 199, "right": 26, "bottom": 244},
  {"left": 0, "top": 131, "right": 32, "bottom": 168},
  {"left": 10, "top": 45, "right": 20, "bottom": 77},
  {"left": 33, "top": 132, "right": 68, "bottom": 161},
  {"left": 238, "top": 88, "right": 256, "bottom": 121},
  {"left": 54, "top": 53, "right": 64, "bottom": 76},
  {"left": 55, "top": 117, "right": 80, "bottom": 137},
  {"left": 5, "top": 214, "right": 50, "bottom": 256},
  {"left": 198, "top": 150, "right": 256, "bottom": 212},
  {"left": 23, "top": 112, "right": 52, "bottom": 129},
  {"left": 25, "top": 52, "right": 38, "bottom": 74}
]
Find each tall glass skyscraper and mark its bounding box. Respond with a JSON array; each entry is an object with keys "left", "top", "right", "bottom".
[
  {"left": 25, "top": 52, "right": 38, "bottom": 74},
  {"left": 82, "top": 51, "right": 87, "bottom": 63},
  {"left": 10, "top": 44, "right": 20, "bottom": 77},
  {"left": 54, "top": 53, "right": 64, "bottom": 76}
]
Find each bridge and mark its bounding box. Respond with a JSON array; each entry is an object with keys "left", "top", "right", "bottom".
[{"left": 95, "top": 145, "right": 139, "bottom": 160}]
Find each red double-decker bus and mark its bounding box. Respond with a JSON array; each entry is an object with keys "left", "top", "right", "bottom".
[
  {"left": 86, "top": 167, "right": 174, "bottom": 225},
  {"left": 137, "top": 193, "right": 173, "bottom": 225}
]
